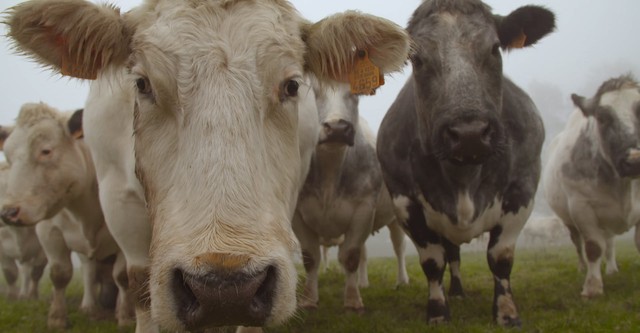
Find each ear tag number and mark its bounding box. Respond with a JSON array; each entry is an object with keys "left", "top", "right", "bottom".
[{"left": 349, "top": 50, "right": 384, "bottom": 95}]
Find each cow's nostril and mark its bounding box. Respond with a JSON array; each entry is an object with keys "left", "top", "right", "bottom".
[
  {"left": 1, "top": 206, "right": 21, "bottom": 225},
  {"left": 172, "top": 265, "right": 276, "bottom": 330}
]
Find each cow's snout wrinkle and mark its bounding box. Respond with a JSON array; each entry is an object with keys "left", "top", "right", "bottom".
[
  {"left": 444, "top": 119, "right": 493, "bottom": 165},
  {"left": 172, "top": 265, "right": 276, "bottom": 330}
]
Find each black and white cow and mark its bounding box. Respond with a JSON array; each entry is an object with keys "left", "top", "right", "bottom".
[
  {"left": 543, "top": 75, "right": 640, "bottom": 298},
  {"left": 294, "top": 81, "right": 408, "bottom": 312},
  {"left": 377, "top": 0, "right": 554, "bottom": 326}
]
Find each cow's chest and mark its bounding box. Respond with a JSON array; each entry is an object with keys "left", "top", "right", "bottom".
[
  {"left": 419, "top": 193, "right": 504, "bottom": 244},
  {"left": 297, "top": 192, "right": 375, "bottom": 239}
]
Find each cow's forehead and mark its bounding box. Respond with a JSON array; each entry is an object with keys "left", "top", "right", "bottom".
[{"left": 599, "top": 88, "right": 640, "bottom": 114}]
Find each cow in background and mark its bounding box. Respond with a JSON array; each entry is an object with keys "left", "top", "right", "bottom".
[
  {"left": 0, "top": 162, "right": 48, "bottom": 300},
  {"left": 5, "top": 1, "right": 410, "bottom": 331},
  {"left": 294, "top": 81, "right": 409, "bottom": 312},
  {"left": 377, "top": 0, "right": 555, "bottom": 326},
  {"left": 543, "top": 75, "right": 640, "bottom": 297},
  {"left": 0, "top": 104, "right": 131, "bottom": 329}
]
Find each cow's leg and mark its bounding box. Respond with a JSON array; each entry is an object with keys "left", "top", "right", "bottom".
[
  {"left": 635, "top": 224, "right": 640, "bottom": 253},
  {"left": 0, "top": 255, "right": 18, "bottom": 300},
  {"left": 320, "top": 244, "right": 330, "bottom": 274},
  {"left": 604, "top": 237, "right": 618, "bottom": 275},
  {"left": 567, "top": 225, "right": 586, "bottom": 272},
  {"left": 77, "top": 253, "right": 99, "bottom": 315},
  {"left": 444, "top": 240, "right": 464, "bottom": 297},
  {"left": 388, "top": 221, "right": 409, "bottom": 287},
  {"left": 111, "top": 251, "right": 135, "bottom": 327},
  {"left": 487, "top": 217, "right": 525, "bottom": 327},
  {"left": 27, "top": 254, "right": 47, "bottom": 300},
  {"left": 358, "top": 244, "right": 369, "bottom": 288},
  {"left": 392, "top": 194, "right": 449, "bottom": 323},
  {"left": 36, "top": 222, "right": 73, "bottom": 329},
  {"left": 569, "top": 203, "right": 606, "bottom": 297},
  {"left": 17, "top": 261, "right": 32, "bottom": 299},
  {"left": 292, "top": 214, "right": 321, "bottom": 309},
  {"left": 97, "top": 179, "right": 158, "bottom": 333}
]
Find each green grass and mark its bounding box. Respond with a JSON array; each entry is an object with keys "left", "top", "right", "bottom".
[{"left": 1, "top": 241, "right": 639, "bottom": 332}]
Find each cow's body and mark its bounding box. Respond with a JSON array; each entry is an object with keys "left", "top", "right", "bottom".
[
  {"left": 543, "top": 75, "right": 640, "bottom": 297},
  {"left": 294, "top": 82, "right": 408, "bottom": 312},
  {"left": 5, "top": 1, "right": 409, "bottom": 331},
  {"left": 377, "top": 0, "right": 554, "bottom": 326},
  {"left": 0, "top": 104, "right": 131, "bottom": 329},
  {"left": 0, "top": 162, "right": 47, "bottom": 300}
]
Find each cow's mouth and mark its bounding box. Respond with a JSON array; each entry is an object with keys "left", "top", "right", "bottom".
[{"left": 172, "top": 265, "right": 277, "bottom": 330}]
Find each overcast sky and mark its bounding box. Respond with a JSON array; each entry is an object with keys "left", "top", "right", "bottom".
[{"left": 1, "top": 0, "right": 639, "bottom": 132}]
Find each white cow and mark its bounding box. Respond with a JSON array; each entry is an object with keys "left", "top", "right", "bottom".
[
  {"left": 5, "top": 0, "right": 409, "bottom": 331},
  {"left": 0, "top": 104, "right": 132, "bottom": 328},
  {"left": 294, "top": 81, "right": 409, "bottom": 312},
  {"left": 543, "top": 75, "right": 640, "bottom": 297},
  {"left": 0, "top": 163, "right": 48, "bottom": 300}
]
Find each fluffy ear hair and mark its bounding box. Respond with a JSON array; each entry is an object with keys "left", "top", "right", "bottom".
[
  {"left": 496, "top": 5, "right": 555, "bottom": 50},
  {"left": 0, "top": 126, "right": 14, "bottom": 151},
  {"left": 67, "top": 109, "right": 83, "bottom": 139},
  {"left": 302, "top": 10, "right": 410, "bottom": 82},
  {"left": 571, "top": 93, "right": 595, "bottom": 117},
  {"left": 5, "top": 0, "right": 131, "bottom": 79}
]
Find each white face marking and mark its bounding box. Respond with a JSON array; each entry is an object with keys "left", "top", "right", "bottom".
[{"left": 599, "top": 88, "right": 640, "bottom": 134}]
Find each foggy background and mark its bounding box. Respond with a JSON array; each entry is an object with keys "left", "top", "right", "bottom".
[{"left": 1, "top": 1, "right": 639, "bottom": 257}]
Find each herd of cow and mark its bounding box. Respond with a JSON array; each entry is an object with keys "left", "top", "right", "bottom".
[{"left": 0, "top": 0, "right": 638, "bottom": 332}]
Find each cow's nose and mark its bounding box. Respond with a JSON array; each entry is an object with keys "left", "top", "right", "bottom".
[
  {"left": 445, "top": 119, "right": 492, "bottom": 164},
  {"left": 172, "top": 260, "right": 277, "bottom": 330},
  {"left": 322, "top": 119, "right": 355, "bottom": 146},
  {"left": 0, "top": 206, "right": 21, "bottom": 225}
]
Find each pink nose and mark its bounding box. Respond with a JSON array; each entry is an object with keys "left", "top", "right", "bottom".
[{"left": 0, "top": 206, "right": 21, "bottom": 225}]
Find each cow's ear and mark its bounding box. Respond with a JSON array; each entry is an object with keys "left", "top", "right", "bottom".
[
  {"left": 495, "top": 6, "right": 555, "bottom": 50},
  {"left": 6, "top": 0, "right": 132, "bottom": 80},
  {"left": 67, "top": 109, "right": 83, "bottom": 140},
  {"left": 0, "top": 126, "right": 14, "bottom": 151},
  {"left": 571, "top": 94, "right": 595, "bottom": 117},
  {"left": 302, "top": 11, "right": 410, "bottom": 84}
]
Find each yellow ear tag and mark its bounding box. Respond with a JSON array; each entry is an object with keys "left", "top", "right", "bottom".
[
  {"left": 509, "top": 31, "right": 527, "bottom": 49},
  {"left": 349, "top": 50, "right": 384, "bottom": 95}
]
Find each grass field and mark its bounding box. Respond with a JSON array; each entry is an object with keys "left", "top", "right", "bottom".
[{"left": 1, "top": 240, "right": 639, "bottom": 332}]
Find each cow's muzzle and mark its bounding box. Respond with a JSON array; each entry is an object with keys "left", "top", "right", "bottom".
[
  {"left": 0, "top": 206, "right": 24, "bottom": 227},
  {"left": 319, "top": 119, "right": 355, "bottom": 146},
  {"left": 443, "top": 119, "right": 493, "bottom": 165},
  {"left": 172, "top": 254, "right": 277, "bottom": 330},
  {"left": 618, "top": 148, "right": 640, "bottom": 178}
]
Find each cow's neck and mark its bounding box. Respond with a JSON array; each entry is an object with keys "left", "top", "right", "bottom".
[
  {"left": 313, "top": 144, "right": 348, "bottom": 194},
  {"left": 438, "top": 160, "right": 484, "bottom": 190},
  {"left": 63, "top": 142, "right": 105, "bottom": 250}
]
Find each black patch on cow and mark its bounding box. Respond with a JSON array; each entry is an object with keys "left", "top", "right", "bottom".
[
  {"left": 487, "top": 225, "right": 502, "bottom": 250},
  {"left": 584, "top": 240, "right": 602, "bottom": 263},
  {"left": 421, "top": 258, "right": 445, "bottom": 283},
  {"left": 488, "top": 255, "right": 513, "bottom": 280},
  {"left": 302, "top": 250, "right": 314, "bottom": 272},
  {"left": 449, "top": 276, "right": 464, "bottom": 297},
  {"left": 405, "top": 200, "right": 441, "bottom": 248},
  {"left": 427, "top": 299, "right": 451, "bottom": 322}
]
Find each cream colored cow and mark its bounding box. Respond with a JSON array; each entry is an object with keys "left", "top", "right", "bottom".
[
  {"left": 0, "top": 104, "right": 132, "bottom": 329},
  {"left": 0, "top": 163, "right": 48, "bottom": 300},
  {"left": 5, "top": 1, "right": 410, "bottom": 331}
]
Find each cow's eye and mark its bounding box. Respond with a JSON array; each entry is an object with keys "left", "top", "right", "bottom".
[
  {"left": 285, "top": 80, "right": 299, "bottom": 98},
  {"left": 136, "top": 77, "right": 152, "bottom": 95}
]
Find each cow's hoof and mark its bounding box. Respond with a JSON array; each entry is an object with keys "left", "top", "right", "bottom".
[
  {"left": 345, "top": 305, "right": 365, "bottom": 315},
  {"left": 48, "top": 317, "right": 70, "bottom": 329},
  {"left": 498, "top": 316, "right": 522, "bottom": 328}
]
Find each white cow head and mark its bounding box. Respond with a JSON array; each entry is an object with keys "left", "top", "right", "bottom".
[
  {"left": 0, "top": 103, "right": 85, "bottom": 226},
  {"left": 6, "top": 0, "right": 409, "bottom": 330}
]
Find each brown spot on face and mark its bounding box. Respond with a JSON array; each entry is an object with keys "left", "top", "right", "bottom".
[
  {"left": 585, "top": 240, "right": 602, "bottom": 262},
  {"left": 193, "top": 252, "right": 251, "bottom": 272},
  {"left": 344, "top": 248, "right": 361, "bottom": 273}
]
